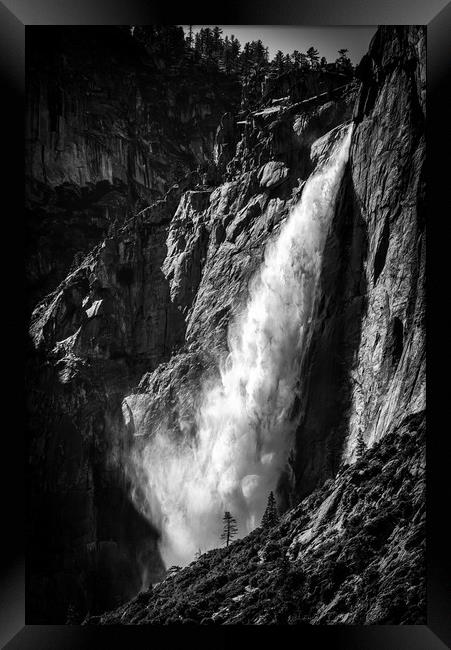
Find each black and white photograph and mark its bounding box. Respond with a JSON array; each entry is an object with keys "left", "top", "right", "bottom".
[
  {"left": 23, "top": 23, "right": 428, "bottom": 628},
  {"left": 0, "top": 2, "right": 448, "bottom": 641}
]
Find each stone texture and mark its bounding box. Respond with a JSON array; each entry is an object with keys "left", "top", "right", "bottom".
[
  {"left": 291, "top": 25, "right": 425, "bottom": 498},
  {"left": 27, "top": 182, "right": 191, "bottom": 622},
  {"left": 26, "top": 27, "right": 240, "bottom": 304},
  {"left": 26, "top": 26, "right": 425, "bottom": 624},
  {"left": 347, "top": 26, "right": 426, "bottom": 453},
  {"left": 89, "top": 413, "right": 425, "bottom": 625},
  {"left": 258, "top": 161, "right": 289, "bottom": 188}
]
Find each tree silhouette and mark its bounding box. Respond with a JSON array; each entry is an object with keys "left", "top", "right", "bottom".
[
  {"left": 230, "top": 34, "right": 241, "bottom": 66},
  {"left": 284, "top": 53, "right": 293, "bottom": 71},
  {"left": 299, "top": 52, "right": 309, "bottom": 69},
  {"left": 336, "top": 48, "right": 353, "bottom": 74},
  {"left": 261, "top": 491, "right": 279, "bottom": 528},
  {"left": 220, "top": 511, "right": 238, "bottom": 546},
  {"left": 306, "top": 46, "right": 320, "bottom": 68},
  {"left": 292, "top": 50, "right": 302, "bottom": 67},
  {"left": 187, "top": 25, "right": 193, "bottom": 48},
  {"left": 272, "top": 49, "right": 285, "bottom": 75}
]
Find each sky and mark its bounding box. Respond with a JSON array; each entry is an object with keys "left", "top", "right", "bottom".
[{"left": 180, "top": 26, "right": 377, "bottom": 65}]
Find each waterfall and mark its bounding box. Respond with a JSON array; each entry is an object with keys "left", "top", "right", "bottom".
[{"left": 130, "top": 124, "right": 353, "bottom": 568}]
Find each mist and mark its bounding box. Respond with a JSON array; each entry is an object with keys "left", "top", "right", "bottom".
[{"left": 128, "top": 124, "right": 353, "bottom": 568}]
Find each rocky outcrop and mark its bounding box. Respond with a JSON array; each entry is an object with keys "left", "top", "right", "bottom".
[
  {"left": 26, "top": 26, "right": 240, "bottom": 304},
  {"left": 290, "top": 25, "right": 425, "bottom": 498},
  {"left": 347, "top": 25, "right": 425, "bottom": 450},
  {"left": 26, "top": 186, "right": 189, "bottom": 621},
  {"left": 26, "top": 26, "right": 425, "bottom": 624},
  {"left": 89, "top": 413, "right": 425, "bottom": 625}
]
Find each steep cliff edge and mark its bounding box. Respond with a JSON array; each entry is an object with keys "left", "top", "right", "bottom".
[
  {"left": 90, "top": 413, "right": 425, "bottom": 625},
  {"left": 26, "top": 26, "right": 240, "bottom": 305},
  {"left": 26, "top": 26, "right": 425, "bottom": 624},
  {"left": 292, "top": 25, "right": 425, "bottom": 497}
]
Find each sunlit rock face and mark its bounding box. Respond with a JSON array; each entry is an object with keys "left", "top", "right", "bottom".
[
  {"left": 127, "top": 126, "right": 353, "bottom": 568},
  {"left": 25, "top": 26, "right": 240, "bottom": 305},
  {"left": 27, "top": 25, "right": 425, "bottom": 624},
  {"left": 290, "top": 25, "right": 425, "bottom": 498},
  {"left": 346, "top": 25, "right": 425, "bottom": 452}
]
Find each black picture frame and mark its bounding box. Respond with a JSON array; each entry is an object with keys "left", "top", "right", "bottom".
[{"left": 1, "top": 0, "right": 449, "bottom": 647}]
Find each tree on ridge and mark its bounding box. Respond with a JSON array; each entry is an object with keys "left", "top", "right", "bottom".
[
  {"left": 261, "top": 490, "right": 280, "bottom": 529},
  {"left": 220, "top": 511, "right": 238, "bottom": 546}
]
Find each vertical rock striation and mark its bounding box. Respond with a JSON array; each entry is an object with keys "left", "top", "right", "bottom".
[
  {"left": 26, "top": 26, "right": 425, "bottom": 623},
  {"left": 291, "top": 25, "right": 425, "bottom": 497},
  {"left": 26, "top": 26, "right": 240, "bottom": 305}
]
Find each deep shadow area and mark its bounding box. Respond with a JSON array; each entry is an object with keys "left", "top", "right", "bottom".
[
  {"left": 25, "top": 349, "right": 165, "bottom": 623},
  {"left": 288, "top": 162, "right": 369, "bottom": 500},
  {"left": 373, "top": 216, "right": 390, "bottom": 284}
]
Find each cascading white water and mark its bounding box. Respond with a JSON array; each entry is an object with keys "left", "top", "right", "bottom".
[{"left": 130, "top": 124, "right": 353, "bottom": 568}]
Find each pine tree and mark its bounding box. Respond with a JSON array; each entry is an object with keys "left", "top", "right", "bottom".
[
  {"left": 292, "top": 50, "right": 302, "bottom": 68},
  {"left": 336, "top": 48, "right": 353, "bottom": 74},
  {"left": 306, "top": 46, "right": 320, "bottom": 68},
  {"left": 261, "top": 491, "right": 279, "bottom": 528},
  {"left": 220, "top": 511, "right": 238, "bottom": 546},
  {"left": 272, "top": 50, "right": 285, "bottom": 75},
  {"left": 356, "top": 430, "right": 366, "bottom": 461},
  {"left": 240, "top": 42, "right": 253, "bottom": 75},
  {"left": 230, "top": 34, "right": 241, "bottom": 71},
  {"left": 250, "top": 39, "right": 268, "bottom": 68},
  {"left": 211, "top": 26, "right": 223, "bottom": 63},
  {"left": 299, "top": 52, "right": 309, "bottom": 69},
  {"left": 195, "top": 27, "right": 216, "bottom": 61},
  {"left": 284, "top": 53, "right": 293, "bottom": 71}
]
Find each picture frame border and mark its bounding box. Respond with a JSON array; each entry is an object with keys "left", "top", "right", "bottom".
[{"left": 1, "top": 1, "right": 447, "bottom": 647}]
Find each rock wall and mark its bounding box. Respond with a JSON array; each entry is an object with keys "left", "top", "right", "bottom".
[
  {"left": 91, "top": 413, "right": 425, "bottom": 625},
  {"left": 26, "top": 187, "right": 188, "bottom": 621},
  {"left": 26, "top": 26, "right": 240, "bottom": 304},
  {"left": 26, "top": 26, "right": 425, "bottom": 623},
  {"left": 347, "top": 25, "right": 426, "bottom": 451},
  {"left": 289, "top": 25, "right": 425, "bottom": 498}
]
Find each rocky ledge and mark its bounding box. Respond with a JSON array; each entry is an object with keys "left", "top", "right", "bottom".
[{"left": 87, "top": 411, "right": 425, "bottom": 625}]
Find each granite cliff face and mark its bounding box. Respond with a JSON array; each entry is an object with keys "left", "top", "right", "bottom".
[
  {"left": 90, "top": 415, "right": 425, "bottom": 625},
  {"left": 291, "top": 25, "right": 426, "bottom": 498},
  {"left": 26, "top": 26, "right": 240, "bottom": 305},
  {"left": 26, "top": 26, "right": 425, "bottom": 624}
]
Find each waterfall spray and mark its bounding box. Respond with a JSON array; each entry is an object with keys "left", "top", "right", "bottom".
[{"left": 129, "top": 124, "right": 353, "bottom": 568}]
